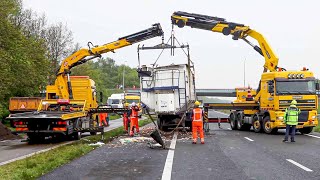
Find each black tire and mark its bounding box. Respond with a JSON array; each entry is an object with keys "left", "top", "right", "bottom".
[
  {"left": 300, "top": 127, "right": 313, "bottom": 134},
  {"left": 162, "top": 126, "right": 169, "bottom": 132},
  {"left": 236, "top": 113, "right": 244, "bottom": 130},
  {"left": 262, "top": 116, "right": 278, "bottom": 134},
  {"left": 28, "top": 134, "right": 44, "bottom": 144},
  {"left": 73, "top": 131, "right": 82, "bottom": 140},
  {"left": 90, "top": 132, "right": 97, "bottom": 135},
  {"left": 157, "top": 118, "right": 162, "bottom": 130},
  {"left": 229, "top": 112, "right": 237, "bottom": 130},
  {"left": 252, "top": 115, "right": 263, "bottom": 133}
]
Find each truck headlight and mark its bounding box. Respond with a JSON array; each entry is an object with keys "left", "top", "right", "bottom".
[
  {"left": 312, "top": 116, "right": 316, "bottom": 120},
  {"left": 277, "top": 116, "right": 284, "bottom": 120},
  {"left": 300, "top": 74, "right": 304, "bottom": 78}
]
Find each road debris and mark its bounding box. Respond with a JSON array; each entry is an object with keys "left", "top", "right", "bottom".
[
  {"left": 119, "top": 137, "right": 153, "bottom": 145},
  {"left": 88, "top": 142, "right": 105, "bottom": 146}
]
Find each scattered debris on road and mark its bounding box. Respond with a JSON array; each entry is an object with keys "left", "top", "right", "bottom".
[
  {"left": 88, "top": 142, "right": 105, "bottom": 146},
  {"left": 119, "top": 137, "right": 153, "bottom": 145},
  {"left": 0, "top": 122, "right": 20, "bottom": 141}
]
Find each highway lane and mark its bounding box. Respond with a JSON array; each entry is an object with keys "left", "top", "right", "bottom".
[
  {"left": 172, "top": 110, "right": 320, "bottom": 180},
  {"left": 38, "top": 110, "right": 320, "bottom": 180},
  {"left": 0, "top": 118, "right": 125, "bottom": 166}
]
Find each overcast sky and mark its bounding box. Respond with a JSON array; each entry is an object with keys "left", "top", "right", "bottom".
[{"left": 23, "top": 0, "right": 320, "bottom": 89}]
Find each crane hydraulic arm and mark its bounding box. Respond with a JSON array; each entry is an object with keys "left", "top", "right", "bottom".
[
  {"left": 55, "top": 23, "right": 164, "bottom": 99},
  {"left": 171, "top": 11, "right": 279, "bottom": 73}
]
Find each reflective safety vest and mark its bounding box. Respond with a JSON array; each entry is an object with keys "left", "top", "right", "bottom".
[
  {"left": 192, "top": 108, "right": 203, "bottom": 122},
  {"left": 285, "top": 105, "right": 300, "bottom": 126},
  {"left": 130, "top": 107, "right": 139, "bottom": 118}
]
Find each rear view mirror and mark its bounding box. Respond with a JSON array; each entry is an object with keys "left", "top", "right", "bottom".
[
  {"left": 99, "top": 92, "right": 103, "bottom": 103},
  {"left": 316, "top": 82, "right": 320, "bottom": 91},
  {"left": 268, "top": 80, "right": 274, "bottom": 94}
]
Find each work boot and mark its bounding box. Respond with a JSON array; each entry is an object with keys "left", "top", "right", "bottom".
[
  {"left": 201, "top": 142, "right": 205, "bottom": 144},
  {"left": 291, "top": 139, "right": 295, "bottom": 142},
  {"left": 282, "top": 139, "right": 288, "bottom": 142},
  {"left": 192, "top": 141, "right": 197, "bottom": 144}
]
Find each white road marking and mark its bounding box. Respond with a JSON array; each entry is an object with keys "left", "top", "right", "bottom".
[
  {"left": 0, "top": 118, "right": 126, "bottom": 166},
  {"left": 244, "top": 137, "right": 254, "bottom": 142},
  {"left": 286, "top": 159, "right": 313, "bottom": 172},
  {"left": 161, "top": 132, "right": 178, "bottom": 180},
  {"left": 305, "top": 134, "right": 320, "bottom": 139},
  {"left": 0, "top": 141, "right": 73, "bottom": 166}
]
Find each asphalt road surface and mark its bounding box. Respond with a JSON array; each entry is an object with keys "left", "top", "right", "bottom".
[
  {"left": 39, "top": 110, "right": 320, "bottom": 180},
  {"left": 0, "top": 118, "right": 125, "bottom": 166}
]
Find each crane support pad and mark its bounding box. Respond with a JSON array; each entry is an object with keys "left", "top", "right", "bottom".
[
  {"left": 204, "top": 102, "right": 259, "bottom": 110},
  {"left": 89, "top": 108, "right": 129, "bottom": 113}
]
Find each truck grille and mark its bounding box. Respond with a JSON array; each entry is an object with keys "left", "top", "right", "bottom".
[{"left": 279, "top": 100, "right": 316, "bottom": 110}]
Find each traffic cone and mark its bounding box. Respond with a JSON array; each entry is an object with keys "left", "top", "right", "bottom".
[{"left": 246, "top": 88, "right": 253, "bottom": 101}]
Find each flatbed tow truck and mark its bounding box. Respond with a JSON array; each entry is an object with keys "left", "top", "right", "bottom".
[{"left": 7, "top": 24, "right": 163, "bottom": 142}]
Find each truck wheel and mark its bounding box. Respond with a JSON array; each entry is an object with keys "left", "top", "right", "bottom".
[
  {"left": 90, "top": 132, "right": 97, "bottom": 135},
  {"left": 73, "top": 131, "right": 82, "bottom": 140},
  {"left": 252, "top": 116, "right": 263, "bottom": 133},
  {"left": 262, "top": 116, "right": 278, "bottom": 134},
  {"left": 236, "top": 113, "right": 246, "bottom": 130},
  {"left": 299, "top": 127, "right": 313, "bottom": 134},
  {"left": 229, "top": 112, "right": 237, "bottom": 130},
  {"left": 157, "top": 118, "right": 162, "bottom": 130},
  {"left": 28, "top": 134, "right": 44, "bottom": 144}
]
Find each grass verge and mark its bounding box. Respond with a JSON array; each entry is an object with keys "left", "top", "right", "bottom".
[
  {"left": 314, "top": 124, "right": 320, "bottom": 133},
  {"left": 0, "top": 118, "right": 151, "bottom": 180},
  {"left": 109, "top": 114, "right": 121, "bottom": 120}
]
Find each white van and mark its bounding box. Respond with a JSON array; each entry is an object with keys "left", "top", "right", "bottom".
[{"left": 107, "top": 93, "right": 124, "bottom": 108}]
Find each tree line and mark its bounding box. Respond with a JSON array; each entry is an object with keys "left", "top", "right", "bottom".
[{"left": 0, "top": 0, "right": 139, "bottom": 119}]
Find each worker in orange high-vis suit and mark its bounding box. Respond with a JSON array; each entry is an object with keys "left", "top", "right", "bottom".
[
  {"left": 129, "top": 102, "right": 140, "bottom": 136},
  {"left": 191, "top": 101, "right": 205, "bottom": 144},
  {"left": 123, "top": 103, "right": 130, "bottom": 132},
  {"left": 99, "top": 113, "right": 108, "bottom": 127}
]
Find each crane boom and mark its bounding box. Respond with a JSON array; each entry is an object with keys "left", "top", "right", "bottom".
[
  {"left": 171, "top": 11, "right": 279, "bottom": 72},
  {"left": 55, "top": 23, "right": 163, "bottom": 99}
]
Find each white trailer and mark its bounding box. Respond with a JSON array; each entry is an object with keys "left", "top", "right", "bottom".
[{"left": 139, "top": 64, "right": 196, "bottom": 131}]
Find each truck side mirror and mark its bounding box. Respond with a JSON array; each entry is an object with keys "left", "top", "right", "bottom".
[
  {"left": 268, "top": 81, "right": 274, "bottom": 94},
  {"left": 316, "top": 82, "right": 320, "bottom": 91},
  {"left": 99, "top": 92, "right": 103, "bottom": 103}
]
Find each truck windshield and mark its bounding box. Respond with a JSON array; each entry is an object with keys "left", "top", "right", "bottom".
[
  {"left": 126, "top": 99, "right": 140, "bottom": 104},
  {"left": 276, "top": 80, "right": 316, "bottom": 95},
  {"left": 110, "top": 99, "right": 120, "bottom": 104}
]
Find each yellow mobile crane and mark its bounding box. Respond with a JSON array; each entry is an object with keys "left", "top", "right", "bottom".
[
  {"left": 171, "top": 11, "right": 318, "bottom": 134},
  {"left": 7, "top": 24, "right": 163, "bottom": 142}
]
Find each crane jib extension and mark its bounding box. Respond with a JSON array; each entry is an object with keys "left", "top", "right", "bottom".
[
  {"left": 171, "top": 11, "right": 279, "bottom": 73},
  {"left": 55, "top": 23, "right": 163, "bottom": 100}
]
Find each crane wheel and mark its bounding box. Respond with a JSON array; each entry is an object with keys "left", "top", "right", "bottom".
[
  {"left": 299, "top": 127, "right": 313, "bottom": 134},
  {"left": 252, "top": 116, "right": 262, "bottom": 133},
  {"left": 262, "top": 116, "right": 278, "bottom": 134},
  {"left": 229, "top": 112, "right": 237, "bottom": 130}
]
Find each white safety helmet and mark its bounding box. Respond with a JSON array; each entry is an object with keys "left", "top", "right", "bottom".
[{"left": 131, "top": 102, "right": 136, "bottom": 106}]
